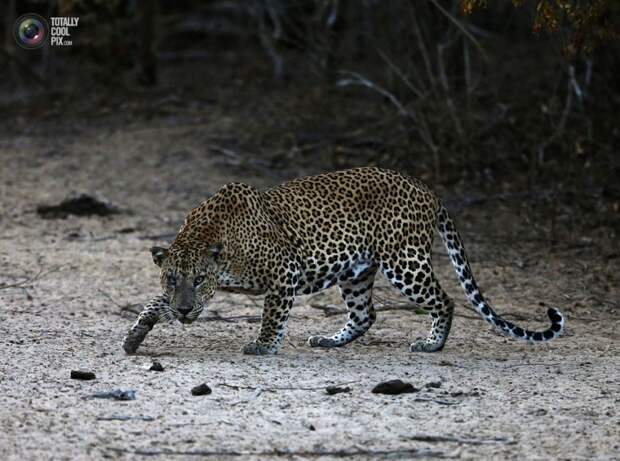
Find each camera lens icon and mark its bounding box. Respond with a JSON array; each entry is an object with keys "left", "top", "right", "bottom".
[{"left": 14, "top": 14, "right": 48, "bottom": 49}]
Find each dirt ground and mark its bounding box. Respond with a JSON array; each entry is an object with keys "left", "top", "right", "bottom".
[{"left": 1, "top": 93, "right": 619, "bottom": 461}]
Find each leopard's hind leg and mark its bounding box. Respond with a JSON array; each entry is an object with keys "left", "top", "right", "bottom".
[
  {"left": 381, "top": 253, "right": 454, "bottom": 352},
  {"left": 308, "top": 265, "right": 378, "bottom": 348}
]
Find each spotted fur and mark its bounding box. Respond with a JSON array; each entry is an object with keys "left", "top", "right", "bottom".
[{"left": 122, "top": 167, "right": 564, "bottom": 355}]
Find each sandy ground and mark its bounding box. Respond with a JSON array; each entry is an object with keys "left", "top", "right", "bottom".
[{"left": 0, "top": 119, "right": 618, "bottom": 461}]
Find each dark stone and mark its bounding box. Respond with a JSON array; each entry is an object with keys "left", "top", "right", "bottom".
[
  {"left": 86, "top": 389, "right": 136, "bottom": 401},
  {"left": 191, "top": 383, "right": 212, "bottom": 396},
  {"left": 425, "top": 381, "right": 442, "bottom": 389},
  {"left": 371, "top": 379, "right": 419, "bottom": 395},
  {"left": 71, "top": 370, "right": 96, "bottom": 380},
  {"left": 325, "top": 385, "right": 351, "bottom": 395},
  {"left": 149, "top": 361, "right": 164, "bottom": 372}
]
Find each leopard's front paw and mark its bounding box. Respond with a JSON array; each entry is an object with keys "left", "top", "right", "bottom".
[
  {"left": 122, "top": 335, "right": 142, "bottom": 354},
  {"left": 122, "top": 326, "right": 149, "bottom": 354},
  {"left": 242, "top": 340, "right": 279, "bottom": 355}
]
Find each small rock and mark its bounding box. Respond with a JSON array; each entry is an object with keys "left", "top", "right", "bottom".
[
  {"left": 372, "top": 379, "right": 419, "bottom": 395},
  {"left": 425, "top": 381, "right": 442, "bottom": 389},
  {"left": 308, "top": 424, "right": 316, "bottom": 431},
  {"left": 65, "top": 231, "right": 82, "bottom": 241},
  {"left": 325, "top": 385, "right": 351, "bottom": 395},
  {"left": 191, "top": 383, "right": 212, "bottom": 396},
  {"left": 149, "top": 361, "right": 164, "bottom": 372},
  {"left": 86, "top": 389, "right": 136, "bottom": 401},
  {"left": 117, "top": 227, "right": 136, "bottom": 234},
  {"left": 71, "top": 370, "right": 96, "bottom": 380},
  {"left": 450, "top": 390, "right": 480, "bottom": 398}
]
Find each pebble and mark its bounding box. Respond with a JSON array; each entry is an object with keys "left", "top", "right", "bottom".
[
  {"left": 372, "top": 379, "right": 419, "bottom": 395},
  {"left": 71, "top": 370, "right": 96, "bottom": 380},
  {"left": 149, "top": 361, "right": 164, "bottom": 372},
  {"left": 86, "top": 389, "right": 136, "bottom": 401},
  {"left": 325, "top": 385, "right": 351, "bottom": 395},
  {"left": 191, "top": 383, "right": 212, "bottom": 396},
  {"left": 425, "top": 381, "right": 442, "bottom": 389}
]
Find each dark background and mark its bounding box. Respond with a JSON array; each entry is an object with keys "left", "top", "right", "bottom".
[{"left": 1, "top": 0, "right": 619, "bottom": 235}]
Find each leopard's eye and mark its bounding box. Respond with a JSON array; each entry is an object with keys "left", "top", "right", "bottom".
[
  {"left": 194, "top": 276, "right": 205, "bottom": 287},
  {"left": 168, "top": 274, "right": 177, "bottom": 286}
]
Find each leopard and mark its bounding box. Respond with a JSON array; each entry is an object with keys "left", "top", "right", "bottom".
[{"left": 122, "top": 167, "right": 564, "bottom": 355}]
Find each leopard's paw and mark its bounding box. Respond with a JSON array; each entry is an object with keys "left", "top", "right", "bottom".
[
  {"left": 122, "top": 326, "right": 149, "bottom": 354},
  {"left": 122, "top": 335, "right": 141, "bottom": 354},
  {"left": 409, "top": 339, "right": 445, "bottom": 353},
  {"left": 242, "top": 340, "right": 279, "bottom": 355},
  {"left": 307, "top": 335, "right": 339, "bottom": 348}
]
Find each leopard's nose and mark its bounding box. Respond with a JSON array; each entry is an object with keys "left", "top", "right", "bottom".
[{"left": 178, "top": 306, "right": 192, "bottom": 315}]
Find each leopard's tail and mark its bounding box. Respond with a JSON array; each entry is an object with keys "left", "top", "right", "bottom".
[{"left": 436, "top": 204, "right": 564, "bottom": 342}]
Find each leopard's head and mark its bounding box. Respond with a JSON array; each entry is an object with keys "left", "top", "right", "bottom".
[{"left": 150, "top": 242, "right": 223, "bottom": 324}]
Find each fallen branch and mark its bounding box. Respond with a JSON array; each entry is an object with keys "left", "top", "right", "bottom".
[
  {"left": 412, "top": 398, "right": 459, "bottom": 406},
  {"left": 107, "top": 446, "right": 450, "bottom": 458},
  {"left": 98, "top": 290, "right": 142, "bottom": 316},
  {"left": 0, "top": 267, "right": 58, "bottom": 290},
  {"left": 500, "top": 362, "right": 561, "bottom": 368},
  {"left": 199, "top": 314, "right": 261, "bottom": 323},
  {"left": 217, "top": 380, "right": 359, "bottom": 392},
  {"left": 97, "top": 415, "right": 155, "bottom": 422},
  {"left": 407, "top": 433, "right": 515, "bottom": 445}
]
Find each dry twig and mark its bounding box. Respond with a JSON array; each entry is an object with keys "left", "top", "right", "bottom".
[
  {"left": 0, "top": 267, "right": 58, "bottom": 290},
  {"left": 407, "top": 433, "right": 515, "bottom": 445},
  {"left": 336, "top": 71, "right": 411, "bottom": 118},
  {"left": 107, "top": 446, "right": 451, "bottom": 458},
  {"left": 98, "top": 290, "right": 142, "bottom": 316},
  {"left": 217, "top": 380, "right": 359, "bottom": 392},
  {"left": 199, "top": 314, "right": 261, "bottom": 323},
  {"left": 427, "top": 0, "right": 488, "bottom": 61}
]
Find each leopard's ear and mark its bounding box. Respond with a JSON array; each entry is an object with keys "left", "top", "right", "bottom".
[
  {"left": 206, "top": 243, "right": 223, "bottom": 262},
  {"left": 150, "top": 246, "right": 169, "bottom": 267}
]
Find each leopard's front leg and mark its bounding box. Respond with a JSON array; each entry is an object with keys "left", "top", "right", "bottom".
[
  {"left": 122, "top": 294, "right": 171, "bottom": 354},
  {"left": 243, "top": 286, "right": 294, "bottom": 355}
]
